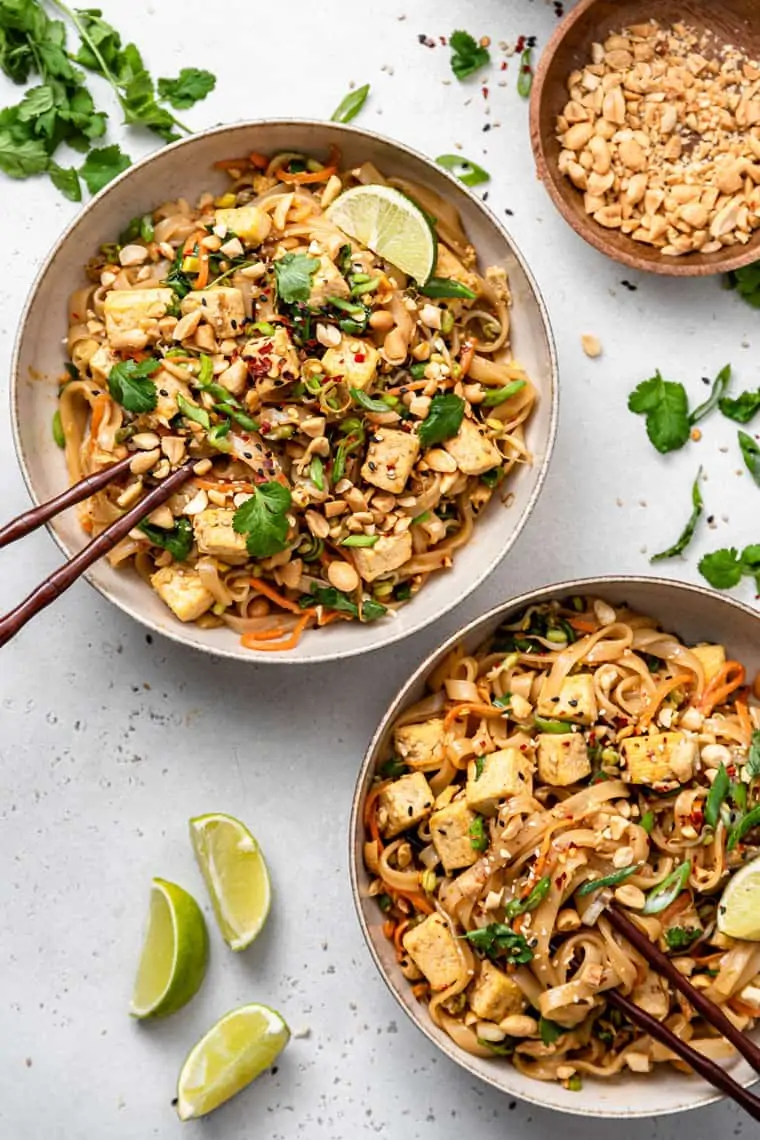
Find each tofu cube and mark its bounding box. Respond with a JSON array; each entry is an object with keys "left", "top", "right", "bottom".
[
  {"left": 429, "top": 799, "right": 479, "bottom": 872},
  {"left": 402, "top": 913, "right": 461, "bottom": 991},
  {"left": 214, "top": 204, "right": 272, "bottom": 247},
  {"left": 321, "top": 337, "right": 379, "bottom": 391},
  {"left": 465, "top": 747, "right": 534, "bottom": 815},
  {"left": 104, "top": 287, "right": 174, "bottom": 351},
  {"left": 218, "top": 357, "right": 248, "bottom": 398},
  {"left": 88, "top": 343, "right": 118, "bottom": 384},
  {"left": 307, "top": 253, "right": 351, "bottom": 308},
  {"left": 691, "top": 643, "right": 726, "bottom": 683},
  {"left": 149, "top": 370, "right": 193, "bottom": 426},
  {"left": 621, "top": 732, "right": 698, "bottom": 788},
  {"left": 537, "top": 733, "right": 591, "bottom": 787},
  {"left": 468, "top": 961, "right": 526, "bottom": 1022},
  {"left": 362, "top": 428, "right": 420, "bottom": 494},
  {"left": 394, "top": 718, "right": 446, "bottom": 771},
  {"left": 443, "top": 418, "right": 502, "bottom": 476},
  {"left": 150, "top": 566, "right": 213, "bottom": 623},
  {"left": 538, "top": 674, "right": 597, "bottom": 725},
  {"left": 377, "top": 772, "right": 433, "bottom": 838},
  {"left": 351, "top": 531, "right": 412, "bottom": 583},
  {"left": 243, "top": 327, "right": 300, "bottom": 382},
  {"left": 192, "top": 509, "right": 249, "bottom": 565},
  {"left": 181, "top": 287, "right": 246, "bottom": 339}
]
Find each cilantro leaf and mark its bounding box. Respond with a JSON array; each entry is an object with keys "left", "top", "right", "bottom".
[
  {"left": 539, "top": 1017, "right": 565, "bottom": 1046},
  {"left": 48, "top": 161, "right": 81, "bottom": 201},
  {"left": 418, "top": 394, "right": 465, "bottom": 448},
  {"left": 16, "top": 83, "right": 55, "bottom": 121},
  {"left": 274, "top": 253, "right": 319, "bottom": 305},
  {"left": 107, "top": 357, "right": 159, "bottom": 413},
  {"left": 628, "top": 371, "right": 690, "bottom": 453},
  {"left": 0, "top": 129, "right": 48, "bottom": 177},
  {"left": 449, "top": 30, "right": 490, "bottom": 80},
  {"left": 462, "top": 923, "right": 534, "bottom": 965},
  {"left": 747, "top": 731, "right": 760, "bottom": 780},
  {"left": 138, "top": 517, "right": 193, "bottom": 562},
  {"left": 331, "top": 83, "right": 370, "bottom": 123},
  {"left": 157, "top": 68, "right": 216, "bottom": 109},
  {"left": 739, "top": 430, "right": 760, "bottom": 488},
  {"left": 651, "top": 467, "right": 703, "bottom": 562},
  {"left": 299, "top": 585, "right": 358, "bottom": 617},
  {"left": 698, "top": 548, "right": 744, "bottom": 590},
  {"left": 726, "top": 261, "right": 760, "bottom": 309},
  {"left": 232, "top": 482, "right": 292, "bottom": 558},
  {"left": 689, "top": 364, "right": 731, "bottom": 425},
  {"left": 664, "top": 926, "right": 700, "bottom": 952},
  {"left": 719, "top": 389, "right": 760, "bottom": 424},
  {"left": 80, "top": 144, "right": 131, "bottom": 194}
]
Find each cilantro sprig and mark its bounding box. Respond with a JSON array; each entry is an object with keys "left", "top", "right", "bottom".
[
  {"left": 628, "top": 365, "right": 730, "bottom": 453},
  {"left": 449, "top": 30, "right": 490, "bottom": 80},
  {"left": 699, "top": 544, "right": 760, "bottom": 592},
  {"left": 232, "top": 482, "right": 292, "bottom": 559},
  {"left": 107, "top": 357, "right": 159, "bottom": 413},
  {"left": 739, "top": 430, "right": 760, "bottom": 487}
]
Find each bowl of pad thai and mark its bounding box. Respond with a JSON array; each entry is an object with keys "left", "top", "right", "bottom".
[
  {"left": 351, "top": 577, "right": 760, "bottom": 1116},
  {"left": 12, "top": 121, "right": 557, "bottom": 662}
]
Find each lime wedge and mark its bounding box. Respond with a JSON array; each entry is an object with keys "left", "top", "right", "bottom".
[
  {"left": 717, "top": 854, "right": 760, "bottom": 940},
  {"left": 326, "top": 185, "right": 437, "bottom": 283},
  {"left": 177, "top": 1003, "right": 290, "bottom": 1120},
  {"left": 130, "top": 878, "right": 208, "bottom": 1019},
  {"left": 189, "top": 813, "right": 271, "bottom": 951}
]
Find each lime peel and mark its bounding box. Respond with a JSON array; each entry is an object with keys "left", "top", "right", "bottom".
[
  {"left": 717, "top": 853, "right": 760, "bottom": 941},
  {"left": 130, "top": 877, "right": 208, "bottom": 1019},
  {"left": 326, "top": 185, "right": 437, "bottom": 284}
]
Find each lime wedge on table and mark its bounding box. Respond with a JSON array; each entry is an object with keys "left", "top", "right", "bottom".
[
  {"left": 176, "top": 1003, "right": 290, "bottom": 1120},
  {"left": 130, "top": 878, "right": 208, "bottom": 1019},
  {"left": 718, "top": 854, "right": 760, "bottom": 940},
  {"left": 326, "top": 185, "right": 437, "bottom": 283},
  {"left": 190, "top": 813, "right": 271, "bottom": 951}
]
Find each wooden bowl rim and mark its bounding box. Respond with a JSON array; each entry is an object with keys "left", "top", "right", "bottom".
[{"left": 529, "top": 0, "right": 760, "bottom": 277}]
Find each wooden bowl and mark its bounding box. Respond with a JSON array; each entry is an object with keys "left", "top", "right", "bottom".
[{"left": 529, "top": 0, "right": 760, "bottom": 276}]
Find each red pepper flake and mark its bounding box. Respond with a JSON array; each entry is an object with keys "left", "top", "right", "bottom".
[
  {"left": 516, "top": 35, "right": 526, "bottom": 52},
  {"left": 354, "top": 353, "right": 366, "bottom": 363},
  {"left": 482, "top": 85, "right": 489, "bottom": 99},
  {"left": 500, "top": 60, "right": 507, "bottom": 71}
]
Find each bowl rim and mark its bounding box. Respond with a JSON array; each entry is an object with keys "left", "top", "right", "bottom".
[
  {"left": 10, "top": 117, "right": 559, "bottom": 665},
  {"left": 348, "top": 574, "right": 760, "bottom": 1116},
  {"left": 528, "top": 0, "right": 760, "bottom": 278}
]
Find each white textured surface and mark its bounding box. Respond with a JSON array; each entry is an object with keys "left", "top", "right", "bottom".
[{"left": 0, "top": 1, "right": 756, "bottom": 1138}]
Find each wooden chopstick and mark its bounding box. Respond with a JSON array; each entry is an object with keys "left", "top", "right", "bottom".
[
  {"left": 0, "top": 459, "right": 196, "bottom": 648},
  {"left": 608, "top": 902, "right": 760, "bottom": 1073},
  {"left": 606, "top": 989, "right": 760, "bottom": 1122},
  {"left": 0, "top": 455, "right": 134, "bottom": 549}
]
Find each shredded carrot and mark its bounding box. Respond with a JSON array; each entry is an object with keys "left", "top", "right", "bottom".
[
  {"left": 639, "top": 671, "right": 694, "bottom": 727},
  {"left": 394, "top": 920, "right": 410, "bottom": 957},
  {"left": 363, "top": 782, "right": 390, "bottom": 847},
  {"left": 443, "top": 701, "right": 505, "bottom": 730},
  {"left": 411, "top": 982, "right": 429, "bottom": 1000},
  {"left": 212, "top": 157, "right": 250, "bottom": 171},
  {"left": 240, "top": 611, "right": 313, "bottom": 651},
  {"left": 568, "top": 617, "right": 597, "bottom": 634},
  {"left": 699, "top": 661, "right": 746, "bottom": 716},
  {"left": 194, "top": 248, "right": 210, "bottom": 290},
  {"left": 390, "top": 888, "right": 434, "bottom": 916},
  {"left": 728, "top": 998, "right": 760, "bottom": 1020},
  {"left": 196, "top": 479, "right": 255, "bottom": 493},
  {"left": 241, "top": 627, "right": 288, "bottom": 642},
  {"left": 534, "top": 829, "right": 556, "bottom": 878},
  {"left": 513, "top": 913, "right": 527, "bottom": 935},
  {"left": 89, "top": 393, "right": 110, "bottom": 452},
  {"left": 317, "top": 610, "right": 352, "bottom": 627},
  {"left": 182, "top": 229, "right": 205, "bottom": 255},
  {"left": 737, "top": 699, "right": 753, "bottom": 743},
  {"left": 382, "top": 919, "right": 396, "bottom": 941},
  {"left": 460, "top": 338, "right": 476, "bottom": 377},
  {"left": 249, "top": 152, "right": 269, "bottom": 169},
  {"left": 249, "top": 576, "right": 303, "bottom": 613},
  {"left": 278, "top": 145, "right": 341, "bottom": 185}
]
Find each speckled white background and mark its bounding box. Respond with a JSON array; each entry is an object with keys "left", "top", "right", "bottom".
[{"left": 0, "top": 1, "right": 758, "bottom": 1137}]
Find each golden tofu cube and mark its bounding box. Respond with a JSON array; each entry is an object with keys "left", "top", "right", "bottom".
[
  {"left": 394, "top": 718, "right": 446, "bottom": 771},
  {"left": 430, "top": 799, "right": 479, "bottom": 872},
  {"left": 88, "top": 343, "right": 118, "bottom": 384},
  {"left": 468, "top": 961, "right": 526, "bottom": 1021},
  {"left": 104, "top": 287, "right": 174, "bottom": 351},
  {"left": 150, "top": 566, "right": 213, "bottom": 623},
  {"left": 214, "top": 204, "right": 272, "bottom": 246},
  {"left": 243, "top": 327, "right": 300, "bottom": 382},
  {"left": 321, "top": 337, "right": 379, "bottom": 391},
  {"left": 537, "top": 733, "right": 591, "bottom": 787},
  {"left": 377, "top": 772, "right": 433, "bottom": 838},
  {"left": 181, "top": 287, "right": 246, "bottom": 339},
  {"left": 192, "top": 509, "right": 249, "bottom": 565},
  {"left": 538, "top": 673, "right": 597, "bottom": 725},
  {"left": 307, "top": 253, "right": 351, "bottom": 308},
  {"left": 691, "top": 643, "right": 726, "bottom": 683},
  {"left": 402, "top": 913, "right": 461, "bottom": 991},
  {"left": 621, "top": 732, "right": 698, "bottom": 787},
  {"left": 443, "top": 418, "right": 502, "bottom": 476},
  {"left": 147, "top": 370, "right": 193, "bottom": 426},
  {"left": 466, "top": 747, "right": 534, "bottom": 815},
  {"left": 351, "top": 531, "right": 412, "bottom": 583},
  {"left": 362, "top": 428, "right": 420, "bottom": 494}
]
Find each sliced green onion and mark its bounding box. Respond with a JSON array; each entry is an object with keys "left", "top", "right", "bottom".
[
  {"left": 577, "top": 865, "right": 639, "bottom": 897},
  {"left": 310, "top": 454, "right": 325, "bottom": 491},
  {"left": 197, "top": 354, "right": 214, "bottom": 386},
  {"left": 339, "top": 318, "right": 367, "bottom": 335},
  {"left": 351, "top": 276, "right": 381, "bottom": 297},
  {"left": 207, "top": 420, "right": 232, "bottom": 451},
  {"left": 469, "top": 815, "right": 488, "bottom": 852},
  {"left": 331, "top": 83, "right": 370, "bottom": 124},
  {"left": 640, "top": 811, "right": 655, "bottom": 835},
  {"left": 213, "top": 403, "right": 259, "bottom": 432},
  {"left": 411, "top": 511, "right": 431, "bottom": 525},
  {"left": 641, "top": 860, "right": 691, "bottom": 914},
  {"left": 419, "top": 276, "right": 477, "bottom": 300},
  {"left": 305, "top": 374, "right": 325, "bottom": 394},
  {"left": 436, "top": 154, "right": 490, "bottom": 187},
  {"left": 351, "top": 388, "right": 390, "bottom": 413},
  {"left": 342, "top": 534, "right": 379, "bottom": 548},
  {"left": 177, "top": 394, "right": 211, "bottom": 429},
  {"left": 328, "top": 296, "right": 366, "bottom": 316},
  {"left": 704, "top": 762, "right": 730, "bottom": 830},
  {"left": 534, "top": 715, "right": 576, "bottom": 734},
  {"left": 728, "top": 805, "right": 760, "bottom": 851},
  {"left": 52, "top": 409, "right": 65, "bottom": 448},
  {"left": 481, "top": 380, "right": 526, "bottom": 407},
  {"left": 251, "top": 321, "right": 276, "bottom": 335},
  {"left": 504, "top": 876, "right": 551, "bottom": 919}
]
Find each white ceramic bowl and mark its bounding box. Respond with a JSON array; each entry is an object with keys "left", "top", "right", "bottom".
[
  {"left": 350, "top": 577, "right": 760, "bottom": 1117},
  {"left": 11, "top": 120, "right": 558, "bottom": 664}
]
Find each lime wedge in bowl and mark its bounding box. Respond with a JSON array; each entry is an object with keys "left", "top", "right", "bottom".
[
  {"left": 326, "top": 185, "right": 437, "bottom": 283},
  {"left": 190, "top": 813, "right": 271, "bottom": 951},
  {"left": 718, "top": 853, "right": 760, "bottom": 940},
  {"left": 177, "top": 1003, "right": 290, "bottom": 1120},
  {"left": 130, "top": 878, "right": 209, "bottom": 1019}
]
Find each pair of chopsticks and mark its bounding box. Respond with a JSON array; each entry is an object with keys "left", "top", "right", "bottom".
[
  {"left": 605, "top": 903, "right": 760, "bottom": 1120},
  {"left": 0, "top": 456, "right": 197, "bottom": 647}
]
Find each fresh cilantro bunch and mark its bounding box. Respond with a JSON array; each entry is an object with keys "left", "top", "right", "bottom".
[{"left": 0, "top": 1, "right": 216, "bottom": 199}]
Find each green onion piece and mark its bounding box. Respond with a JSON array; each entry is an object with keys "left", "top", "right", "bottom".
[
  {"left": 213, "top": 403, "right": 260, "bottom": 432},
  {"left": 730, "top": 781, "right": 748, "bottom": 813},
  {"left": 176, "top": 394, "right": 211, "bottom": 429},
  {"left": 704, "top": 762, "right": 730, "bottom": 830},
  {"left": 504, "top": 876, "right": 551, "bottom": 919},
  {"left": 351, "top": 388, "right": 390, "bottom": 413},
  {"left": 411, "top": 511, "right": 431, "bottom": 525},
  {"left": 339, "top": 318, "right": 367, "bottom": 335},
  {"left": 350, "top": 277, "right": 381, "bottom": 297},
  {"left": 641, "top": 860, "right": 691, "bottom": 914},
  {"left": 566, "top": 1075, "right": 583, "bottom": 1092},
  {"left": 140, "top": 214, "right": 155, "bottom": 243},
  {"left": 251, "top": 321, "right": 276, "bottom": 335},
  {"left": 305, "top": 374, "right": 324, "bottom": 394},
  {"left": 351, "top": 273, "right": 372, "bottom": 285},
  {"left": 52, "top": 409, "right": 65, "bottom": 448},
  {"left": 331, "top": 83, "right": 370, "bottom": 124},
  {"left": 727, "top": 804, "right": 760, "bottom": 851},
  {"left": 299, "top": 534, "right": 324, "bottom": 562},
  {"left": 310, "top": 454, "right": 325, "bottom": 491},
  {"left": 441, "top": 310, "right": 455, "bottom": 335},
  {"left": 534, "top": 715, "right": 576, "bottom": 734},
  {"left": 328, "top": 296, "right": 366, "bottom": 316},
  {"left": 577, "top": 865, "right": 639, "bottom": 897},
  {"left": 481, "top": 380, "right": 526, "bottom": 407},
  {"left": 207, "top": 421, "right": 232, "bottom": 451},
  {"left": 419, "top": 276, "right": 477, "bottom": 300},
  {"left": 197, "top": 354, "right": 214, "bottom": 387},
  {"left": 539, "top": 1017, "right": 565, "bottom": 1045},
  {"left": 493, "top": 694, "right": 512, "bottom": 710},
  {"left": 517, "top": 47, "right": 533, "bottom": 98},
  {"left": 436, "top": 154, "right": 490, "bottom": 187},
  {"left": 469, "top": 815, "right": 488, "bottom": 852},
  {"left": 342, "top": 534, "right": 379, "bottom": 548},
  {"left": 640, "top": 811, "right": 655, "bottom": 835}
]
